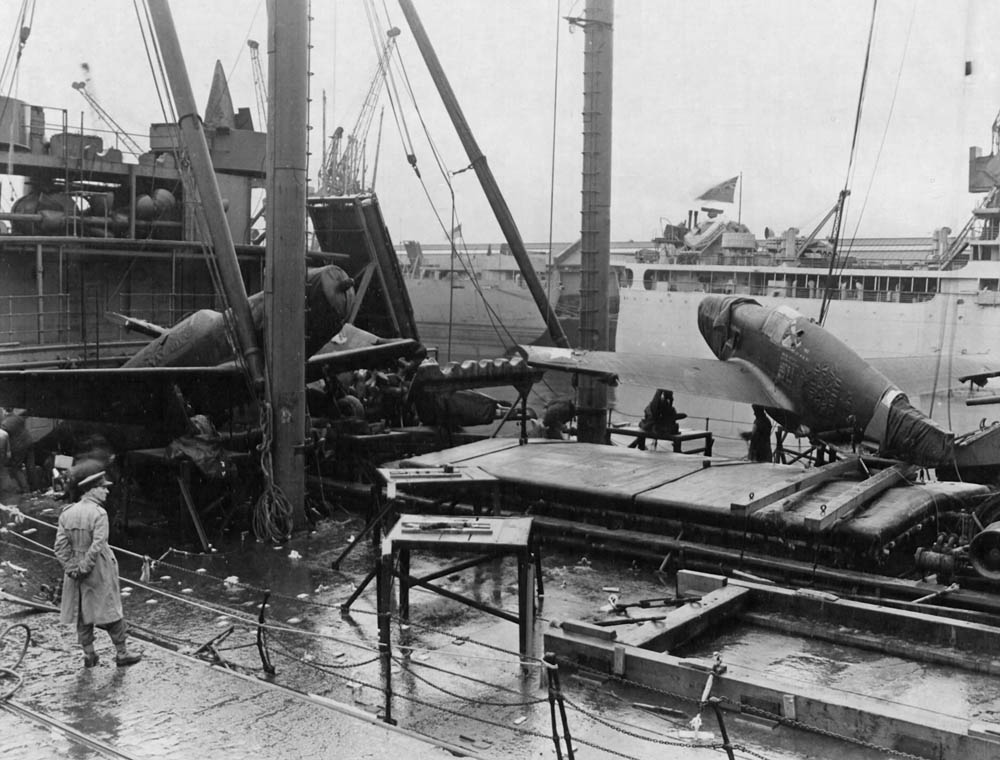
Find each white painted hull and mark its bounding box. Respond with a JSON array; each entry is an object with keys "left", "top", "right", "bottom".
[{"left": 611, "top": 260, "right": 1000, "bottom": 451}]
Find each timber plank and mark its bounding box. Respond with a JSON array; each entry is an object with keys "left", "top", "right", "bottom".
[
  {"left": 801, "top": 463, "right": 918, "bottom": 532},
  {"left": 614, "top": 585, "right": 749, "bottom": 651},
  {"left": 722, "top": 573, "right": 1000, "bottom": 655},
  {"left": 729, "top": 459, "right": 858, "bottom": 515}
]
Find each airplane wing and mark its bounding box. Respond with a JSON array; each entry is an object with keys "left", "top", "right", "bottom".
[
  {"left": 306, "top": 338, "right": 424, "bottom": 380},
  {"left": 0, "top": 366, "right": 249, "bottom": 425},
  {"left": 0, "top": 335, "right": 424, "bottom": 425},
  {"left": 867, "top": 355, "right": 1000, "bottom": 396},
  {"left": 520, "top": 346, "right": 793, "bottom": 409}
]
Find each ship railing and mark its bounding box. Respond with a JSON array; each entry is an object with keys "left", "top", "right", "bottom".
[
  {"left": 32, "top": 105, "right": 150, "bottom": 162},
  {"left": 746, "top": 284, "right": 935, "bottom": 303},
  {"left": 646, "top": 253, "right": 940, "bottom": 271},
  {"left": 654, "top": 283, "right": 937, "bottom": 304},
  {"left": 0, "top": 290, "right": 219, "bottom": 351},
  {"left": 937, "top": 186, "right": 1000, "bottom": 270}
]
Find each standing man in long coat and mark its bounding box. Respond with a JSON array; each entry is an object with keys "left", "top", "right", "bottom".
[{"left": 53, "top": 470, "right": 141, "bottom": 668}]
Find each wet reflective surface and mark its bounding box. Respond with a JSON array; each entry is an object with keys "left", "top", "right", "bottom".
[{"left": 2, "top": 492, "right": 999, "bottom": 759}]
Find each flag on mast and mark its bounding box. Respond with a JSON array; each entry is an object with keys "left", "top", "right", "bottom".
[{"left": 696, "top": 175, "right": 739, "bottom": 203}]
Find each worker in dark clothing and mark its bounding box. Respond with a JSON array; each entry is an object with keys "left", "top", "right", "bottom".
[
  {"left": 747, "top": 405, "right": 773, "bottom": 462},
  {"left": 639, "top": 389, "right": 687, "bottom": 437},
  {"left": 541, "top": 399, "right": 576, "bottom": 440},
  {"left": 54, "top": 470, "right": 141, "bottom": 668}
]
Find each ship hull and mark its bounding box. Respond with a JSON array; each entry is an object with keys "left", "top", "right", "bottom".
[{"left": 613, "top": 267, "right": 1000, "bottom": 452}]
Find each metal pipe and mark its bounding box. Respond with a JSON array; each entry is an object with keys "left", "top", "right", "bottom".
[
  {"left": 397, "top": 0, "right": 569, "bottom": 349},
  {"left": 35, "top": 244, "right": 43, "bottom": 343},
  {"left": 145, "top": 0, "right": 264, "bottom": 390}
]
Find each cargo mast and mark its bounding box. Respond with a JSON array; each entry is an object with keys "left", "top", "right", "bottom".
[
  {"left": 264, "top": 0, "right": 310, "bottom": 526},
  {"left": 574, "top": 0, "right": 614, "bottom": 444}
]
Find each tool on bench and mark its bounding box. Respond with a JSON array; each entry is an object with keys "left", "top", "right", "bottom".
[
  {"left": 601, "top": 594, "right": 701, "bottom": 613},
  {"left": 399, "top": 519, "right": 493, "bottom": 534}
]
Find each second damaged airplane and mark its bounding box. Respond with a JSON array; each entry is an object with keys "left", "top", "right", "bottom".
[
  {"left": 524, "top": 295, "right": 1000, "bottom": 483},
  {"left": 0, "top": 264, "right": 422, "bottom": 438}
]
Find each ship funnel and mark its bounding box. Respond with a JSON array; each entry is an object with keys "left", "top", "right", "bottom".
[{"left": 970, "top": 521, "right": 1000, "bottom": 580}]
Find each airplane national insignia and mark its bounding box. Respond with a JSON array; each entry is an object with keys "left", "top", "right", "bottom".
[{"left": 803, "top": 362, "right": 849, "bottom": 420}]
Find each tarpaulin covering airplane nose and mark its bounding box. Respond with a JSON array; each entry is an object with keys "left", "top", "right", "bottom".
[{"left": 697, "top": 295, "right": 760, "bottom": 359}]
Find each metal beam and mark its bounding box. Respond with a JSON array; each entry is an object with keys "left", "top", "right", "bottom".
[
  {"left": 145, "top": 0, "right": 264, "bottom": 389},
  {"left": 397, "top": 0, "right": 569, "bottom": 350}
]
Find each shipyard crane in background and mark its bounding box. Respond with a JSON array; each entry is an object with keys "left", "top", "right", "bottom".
[
  {"left": 71, "top": 66, "right": 143, "bottom": 156},
  {"left": 317, "top": 26, "right": 399, "bottom": 196},
  {"left": 247, "top": 39, "right": 266, "bottom": 131}
]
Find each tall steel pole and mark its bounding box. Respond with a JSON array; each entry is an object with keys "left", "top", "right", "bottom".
[
  {"left": 397, "top": 0, "right": 570, "bottom": 349},
  {"left": 575, "top": 0, "right": 613, "bottom": 444},
  {"left": 146, "top": 0, "right": 264, "bottom": 389},
  {"left": 266, "top": 0, "right": 308, "bottom": 525}
]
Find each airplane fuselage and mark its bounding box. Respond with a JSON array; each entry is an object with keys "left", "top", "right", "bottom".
[
  {"left": 697, "top": 295, "right": 954, "bottom": 464},
  {"left": 697, "top": 296, "right": 893, "bottom": 438}
]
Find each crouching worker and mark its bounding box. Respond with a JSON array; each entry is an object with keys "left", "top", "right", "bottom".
[{"left": 54, "top": 470, "right": 141, "bottom": 669}]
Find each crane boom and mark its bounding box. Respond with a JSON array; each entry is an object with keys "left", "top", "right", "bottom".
[
  {"left": 248, "top": 39, "right": 267, "bottom": 131},
  {"left": 71, "top": 81, "right": 143, "bottom": 155},
  {"left": 318, "top": 27, "right": 399, "bottom": 195}
]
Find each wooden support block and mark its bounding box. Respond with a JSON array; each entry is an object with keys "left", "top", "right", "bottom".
[
  {"left": 560, "top": 619, "right": 617, "bottom": 641},
  {"left": 730, "top": 458, "right": 857, "bottom": 515},
  {"left": 677, "top": 569, "right": 727, "bottom": 596},
  {"left": 612, "top": 644, "right": 625, "bottom": 676},
  {"left": 802, "top": 463, "right": 918, "bottom": 532},
  {"left": 615, "top": 586, "right": 749, "bottom": 651}
]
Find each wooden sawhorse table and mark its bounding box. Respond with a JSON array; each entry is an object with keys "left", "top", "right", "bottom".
[{"left": 375, "top": 514, "right": 542, "bottom": 721}]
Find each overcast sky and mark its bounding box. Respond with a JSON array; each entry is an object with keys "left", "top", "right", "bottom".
[{"left": 3, "top": 0, "right": 999, "bottom": 245}]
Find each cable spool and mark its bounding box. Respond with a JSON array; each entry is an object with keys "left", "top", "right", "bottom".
[{"left": 970, "top": 521, "right": 1000, "bottom": 580}]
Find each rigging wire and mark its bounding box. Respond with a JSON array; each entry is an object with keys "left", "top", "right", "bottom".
[
  {"left": 842, "top": 0, "right": 879, "bottom": 198},
  {"left": 823, "top": 0, "right": 914, "bottom": 312},
  {"left": 843, "top": 1, "right": 916, "bottom": 254},
  {"left": 818, "top": 0, "right": 879, "bottom": 325},
  {"left": 369, "top": 1, "right": 523, "bottom": 354},
  {"left": 134, "top": 0, "right": 290, "bottom": 542},
  {"left": 818, "top": 0, "right": 878, "bottom": 325},
  {"left": 0, "top": 0, "right": 36, "bottom": 165}
]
